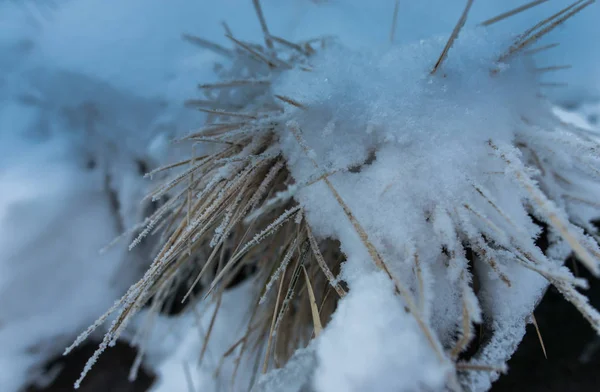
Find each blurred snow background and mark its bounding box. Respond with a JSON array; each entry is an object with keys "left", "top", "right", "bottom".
[{"left": 0, "top": 0, "right": 599, "bottom": 391}]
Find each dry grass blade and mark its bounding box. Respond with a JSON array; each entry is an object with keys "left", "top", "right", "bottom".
[
  {"left": 564, "top": 194, "right": 600, "bottom": 209},
  {"left": 231, "top": 300, "right": 268, "bottom": 387},
  {"left": 253, "top": 0, "right": 274, "bottom": 50},
  {"left": 510, "top": 248, "right": 586, "bottom": 288},
  {"left": 450, "top": 293, "right": 472, "bottom": 358},
  {"left": 287, "top": 123, "right": 389, "bottom": 276},
  {"left": 431, "top": 0, "right": 474, "bottom": 75},
  {"left": 247, "top": 161, "right": 286, "bottom": 212},
  {"left": 539, "top": 82, "right": 569, "bottom": 88},
  {"left": 182, "top": 33, "right": 232, "bottom": 57},
  {"left": 64, "top": 289, "right": 133, "bottom": 355},
  {"left": 472, "top": 239, "right": 512, "bottom": 287},
  {"left": 199, "top": 79, "right": 271, "bottom": 89},
  {"left": 534, "top": 65, "right": 572, "bottom": 73},
  {"left": 184, "top": 99, "right": 244, "bottom": 112},
  {"left": 302, "top": 264, "right": 323, "bottom": 337},
  {"left": 128, "top": 299, "right": 160, "bottom": 381},
  {"left": 490, "top": 140, "right": 600, "bottom": 276},
  {"left": 531, "top": 313, "right": 548, "bottom": 359},
  {"left": 182, "top": 182, "right": 269, "bottom": 302},
  {"left": 273, "top": 243, "right": 310, "bottom": 331},
  {"left": 523, "top": 42, "right": 560, "bottom": 55},
  {"left": 262, "top": 261, "right": 287, "bottom": 373},
  {"left": 498, "top": 0, "right": 594, "bottom": 61},
  {"left": 463, "top": 203, "right": 508, "bottom": 241},
  {"left": 176, "top": 123, "right": 247, "bottom": 141},
  {"left": 190, "top": 137, "right": 241, "bottom": 146},
  {"left": 221, "top": 21, "right": 233, "bottom": 36},
  {"left": 199, "top": 293, "right": 223, "bottom": 363},
  {"left": 305, "top": 223, "right": 347, "bottom": 298},
  {"left": 553, "top": 281, "right": 600, "bottom": 334},
  {"left": 261, "top": 238, "right": 299, "bottom": 303},
  {"left": 471, "top": 184, "right": 522, "bottom": 232},
  {"left": 204, "top": 206, "right": 302, "bottom": 298},
  {"left": 144, "top": 152, "right": 223, "bottom": 203},
  {"left": 144, "top": 157, "right": 208, "bottom": 178},
  {"left": 390, "top": 0, "right": 400, "bottom": 43},
  {"left": 275, "top": 95, "right": 306, "bottom": 110},
  {"left": 480, "top": 0, "right": 549, "bottom": 26},
  {"left": 515, "top": 0, "right": 585, "bottom": 44},
  {"left": 271, "top": 35, "right": 307, "bottom": 54},
  {"left": 190, "top": 107, "right": 258, "bottom": 119},
  {"left": 456, "top": 363, "right": 508, "bottom": 373},
  {"left": 244, "top": 167, "right": 341, "bottom": 224},
  {"left": 225, "top": 34, "right": 279, "bottom": 67},
  {"left": 414, "top": 253, "right": 425, "bottom": 312}
]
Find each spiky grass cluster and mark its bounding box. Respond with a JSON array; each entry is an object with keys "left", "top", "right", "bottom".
[{"left": 68, "top": 0, "right": 600, "bottom": 390}]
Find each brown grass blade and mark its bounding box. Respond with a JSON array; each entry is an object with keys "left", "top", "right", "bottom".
[
  {"left": 204, "top": 206, "right": 303, "bottom": 299},
  {"left": 431, "top": 0, "right": 474, "bottom": 75},
  {"left": 480, "top": 0, "right": 549, "bottom": 26},
  {"left": 262, "top": 259, "right": 287, "bottom": 373},
  {"left": 490, "top": 140, "right": 600, "bottom": 276},
  {"left": 305, "top": 223, "right": 347, "bottom": 298},
  {"left": 271, "top": 35, "right": 307, "bottom": 54},
  {"left": 191, "top": 107, "right": 258, "bottom": 119},
  {"left": 225, "top": 34, "right": 278, "bottom": 67},
  {"left": 253, "top": 0, "right": 274, "bottom": 50},
  {"left": 451, "top": 292, "right": 472, "bottom": 358},
  {"left": 523, "top": 42, "right": 560, "bottom": 55},
  {"left": 531, "top": 313, "right": 548, "bottom": 359},
  {"left": 275, "top": 95, "right": 306, "bottom": 110},
  {"left": 302, "top": 264, "right": 323, "bottom": 337},
  {"left": 456, "top": 363, "right": 508, "bottom": 373},
  {"left": 199, "top": 79, "right": 270, "bottom": 89},
  {"left": 390, "top": 0, "right": 400, "bottom": 43},
  {"left": 499, "top": 0, "right": 594, "bottom": 61},
  {"left": 534, "top": 65, "right": 572, "bottom": 73},
  {"left": 182, "top": 33, "right": 232, "bottom": 57}
]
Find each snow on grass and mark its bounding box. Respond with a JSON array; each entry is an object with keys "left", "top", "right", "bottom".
[
  {"left": 313, "top": 271, "right": 449, "bottom": 392},
  {"left": 269, "top": 26, "right": 600, "bottom": 390},
  {"left": 71, "top": 2, "right": 600, "bottom": 390},
  {"left": 1, "top": 0, "right": 600, "bottom": 391}
]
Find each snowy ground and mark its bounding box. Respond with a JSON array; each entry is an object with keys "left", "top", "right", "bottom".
[{"left": 1, "top": 1, "right": 599, "bottom": 391}]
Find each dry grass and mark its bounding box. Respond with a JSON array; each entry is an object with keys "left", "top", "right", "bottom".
[
  {"left": 479, "top": 0, "right": 549, "bottom": 27},
  {"left": 498, "top": 0, "right": 595, "bottom": 62},
  {"left": 431, "top": 0, "right": 474, "bottom": 75},
  {"left": 67, "top": 1, "right": 600, "bottom": 390}
]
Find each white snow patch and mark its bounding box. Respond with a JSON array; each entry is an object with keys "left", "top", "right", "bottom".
[{"left": 314, "top": 272, "right": 449, "bottom": 392}]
